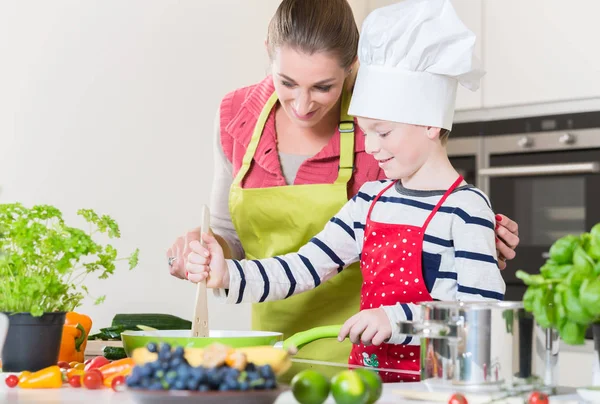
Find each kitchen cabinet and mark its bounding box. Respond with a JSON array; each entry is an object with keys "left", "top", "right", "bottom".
[
  {"left": 365, "top": 0, "right": 483, "bottom": 110},
  {"left": 482, "top": 0, "right": 600, "bottom": 108}
]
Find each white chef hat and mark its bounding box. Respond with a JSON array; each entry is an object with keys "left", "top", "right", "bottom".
[{"left": 348, "top": 0, "right": 484, "bottom": 130}]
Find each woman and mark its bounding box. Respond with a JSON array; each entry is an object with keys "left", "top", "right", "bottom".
[{"left": 167, "top": 0, "right": 520, "bottom": 380}]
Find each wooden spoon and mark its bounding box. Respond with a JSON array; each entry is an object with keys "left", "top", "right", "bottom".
[{"left": 191, "top": 204, "right": 210, "bottom": 338}]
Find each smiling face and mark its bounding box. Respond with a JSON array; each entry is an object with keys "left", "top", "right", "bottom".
[
  {"left": 271, "top": 46, "right": 348, "bottom": 128},
  {"left": 359, "top": 117, "right": 441, "bottom": 179}
]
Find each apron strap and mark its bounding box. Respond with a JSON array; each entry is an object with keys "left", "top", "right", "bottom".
[
  {"left": 366, "top": 180, "right": 398, "bottom": 222},
  {"left": 334, "top": 89, "right": 355, "bottom": 185},
  {"left": 232, "top": 91, "right": 278, "bottom": 187},
  {"left": 422, "top": 175, "right": 464, "bottom": 231}
]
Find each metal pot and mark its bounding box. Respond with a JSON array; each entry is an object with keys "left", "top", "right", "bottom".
[{"left": 398, "top": 301, "right": 559, "bottom": 392}]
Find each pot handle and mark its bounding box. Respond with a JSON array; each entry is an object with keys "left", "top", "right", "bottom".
[
  {"left": 397, "top": 320, "right": 460, "bottom": 340},
  {"left": 0, "top": 313, "right": 8, "bottom": 354},
  {"left": 278, "top": 325, "right": 342, "bottom": 354}
]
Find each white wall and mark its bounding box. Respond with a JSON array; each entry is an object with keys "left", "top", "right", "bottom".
[
  {"left": 0, "top": 0, "right": 283, "bottom": 332},
  {"left": 0, "top": 0, "right": 367, "bottom": 333}
]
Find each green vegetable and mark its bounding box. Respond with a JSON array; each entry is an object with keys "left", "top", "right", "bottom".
[
  {"left": 103, "top": 346, "right": 127, "bottom": 360},
  {"left": 580, "top": 278, "right": 600, "bottom": 316},
  {"left": 519, "top": 222, "right": 600, "bottom": 346},
  {"left": 549, "top": 235, "right": 580, "bottom": 264},
  {"left": 0, "top": 204, "right": 140, "bottom": 316},
  {"left": 111, "top": 313, "right": 191, "bottom": 330}
]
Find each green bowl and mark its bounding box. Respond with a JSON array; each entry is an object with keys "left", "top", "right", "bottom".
[{"left": 121, "top": 329, "right": 283, "bottom": 357}]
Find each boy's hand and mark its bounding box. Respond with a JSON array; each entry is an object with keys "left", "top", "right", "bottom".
[
  {"left": 185, "top": 233, "right": 230, "bottom": 288},
  {"left": 338, "top": 308, "right": 391, "bottom": 346}
]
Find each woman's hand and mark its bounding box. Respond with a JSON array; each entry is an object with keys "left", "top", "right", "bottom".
[
  {"left": 338, "top": 308, "right": 391, "bottom": 346},
  {"left": 494, "top": 214, "right": 520, "bottom": 270},
  {"left": 185, "top": 233, "right": 229, "bottom": 288},
  {"left": 166, "top": 228, "right": 201, "bottom": 279}
]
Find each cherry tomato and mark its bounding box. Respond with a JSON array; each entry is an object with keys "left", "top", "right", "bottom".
[
  {"left": 528, "top": 391, "right": 549, "bottom": 404},
  {"left": 111, "top": 375, "right": 127, "bottom": 392},
  {"left": 57, "top": 361, "right": 71, "bottom": 369},
  {"left": 82, "top": 371, "right": 103, "bottom": 390},
  {"left": 74, "top": 363, "right": 85, "bottom": 370},
  {"left": 68, "top": 375, "right": 82, "bottom": 388},
  {"left": 69, "top": 361, "right": 81, "bottom": 368},
  {"left": 5, "top": 375, "right": 19, "bottom": 388},
  {"left": 449, "top": 393, "right": 468, "bottom": 404}
]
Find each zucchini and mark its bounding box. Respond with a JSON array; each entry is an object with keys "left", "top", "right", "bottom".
[
  {"left": 111, "top": 313, "right": 192, "bottom": 331},
  {"left": 103, "top": 346, "right": 127, "bottom": 360}
]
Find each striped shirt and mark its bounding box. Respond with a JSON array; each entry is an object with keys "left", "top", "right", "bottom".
[{"left": 218, "top": 180, "right": 506, "bottom": 345}]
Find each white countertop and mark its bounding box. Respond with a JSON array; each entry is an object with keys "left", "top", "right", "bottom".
[{"left": 0, "top": 373, "right": 584, "bottom": 404}]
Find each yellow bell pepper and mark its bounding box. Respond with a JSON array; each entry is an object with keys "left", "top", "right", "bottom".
[
  {"left": 58, "top": 312, "right": 92, "bottom": 363},
  {"left": 19, "top": 365, "right": 63, "bottom": 389}
]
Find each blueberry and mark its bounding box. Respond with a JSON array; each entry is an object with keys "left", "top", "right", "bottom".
[
  {"left": 239, "top": 381, "right": 250, "bottom": 391},
  {"left": 170, "top": 357, "right": 183, "bottom": 369},
  {"left": 146, "top": 342, "right": 158, "bottom": 353},
  {"left": 227, "top": 368, "right": 240, "bottom": 379},
  {"left": 140, "top": 363, "right": 153, "bottom": 377},
  {"left": 140, "top": 377, "right": 152, "bottom": 388},
  {"left": 187, "top": 378, "right": 200, "bottom": 390},
  {"left": 218, "top": 384, "right": 230, "bottom": 391},
  {"left": 126, "top": 375, "right": 140, "bottom": 387},
  {"left": 158, "top": 345, "right": 172, "bottom": 362},
  {"left": 150, "top": 360, "right": 162, "bottom": 371},
  {"left": 190, "top": 367, "right": 206, "bottom": 383},
  {"left": 149, "top": 381, "right": 163, "bottom": 391},
  {"left": 259, "top": 365, "right": 275, "bottom": 379},
  {"left": 247, "top": 371, "right": 260, "bottom": 382},
  {"left": 165, "top": 370, "right": 178, "bottom": 384},
  {"left": 198, "top": 384, "right": 210, "bottom": 392},
  {"left": 226, "top": 378, "right": 240, "bottom": 391},
  {"left": 176, "top": 364, "right": 190, "bottom": 379},
  {"left": 160, "top": 361, "right": 170, "bottom": 370},
  {"left": 173, "top": 379, "right": 186, "bottom": 390},
  {"left": 265, "top": 379, "right": 276, "bottom": 389},
  {"left": 173, "top": 346, "right": 185, "bottom": 358},
  {"left": 131, "top": 366, "right": 143, "bottom": 379},
  {"left": 160, "top": 342, "right": 172, "bottom": 351}
]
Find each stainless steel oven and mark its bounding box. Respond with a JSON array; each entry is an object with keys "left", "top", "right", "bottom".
[
  {"left": 449, "top": 111, "right": 600, "bottom": 342},
  {"left": 479, "top": 130, "right": 600, "bottom": 304}
]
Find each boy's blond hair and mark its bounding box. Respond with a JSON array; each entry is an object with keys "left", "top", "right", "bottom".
[{"left": 440, "top": 129, "right": 450, "bottom": 146}]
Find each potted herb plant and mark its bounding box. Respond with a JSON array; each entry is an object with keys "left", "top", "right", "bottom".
[
  {"left": 0, "top": 203, "right": 139, "bottom": 372},
  {"left": 517, "top": 222, "right": 600, "bottom": 377}
]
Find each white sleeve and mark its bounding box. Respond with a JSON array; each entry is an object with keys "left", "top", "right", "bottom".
[
  {"left": 382, "top": 303, "right": 422, "bottom": 346},
  {"left": 209, "top": 108, "right": 245, "bottom": 260}
]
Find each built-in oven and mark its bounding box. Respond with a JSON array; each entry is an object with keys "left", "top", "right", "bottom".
[
  {"left": 480, "top": 130, "right": 600, "bottom": 301},
  {"left": 449, "top": 112, "right": 600, "bottom": 341}
]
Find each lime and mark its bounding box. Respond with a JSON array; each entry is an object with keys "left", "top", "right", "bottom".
[
  {"left": 353, "top": 368, "right": 382, "bottom": 404},
  {"left": 291, "top": 369, "right": 330, "bottom": 404},
  {"left": 331, "top": 370, "right": 369, "bottom": 404}
]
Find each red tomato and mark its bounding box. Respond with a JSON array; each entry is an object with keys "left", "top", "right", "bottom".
[
  {"left": 68, "top": 375, "right": 82, "bottom": 388},
  {"left": 57, "top": 361, "right": 71, "bottom": 369},
  {"left": 111, "top": 375, "right": 127, "bottom": 392},
  {"left": 528, "top": 391, "right": 549, "bottom": 404},
  {"left": 82, "top": 371, "right": 103, "bottom": 390},
  {"left": 5, "top": 375, "right": 19, "bottom": 388},
  {"left": 449, "top": 393, "right": 468, "bottom": 404}
]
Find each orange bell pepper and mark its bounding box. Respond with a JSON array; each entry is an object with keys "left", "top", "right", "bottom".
[
  {"left": 98, "top": 358, "right": 134, "bottom": 379},
  {"left": 19, "top": 365, "right": 63, "bottom": 389},
  {"left": 58, "top": 312, "right": 92, "bottom": 363},
  {"left": 102, "top": 367, "right": 132, "bottom": 388}
]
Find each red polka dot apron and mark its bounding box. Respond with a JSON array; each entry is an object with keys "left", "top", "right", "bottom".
[{"left": 349, "top": 176, "right": 463, "bottom": 383}]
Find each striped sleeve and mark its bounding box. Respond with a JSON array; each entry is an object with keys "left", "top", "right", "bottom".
[
  {"left": 382, "top": 303, "right": 422, "bottom": 346},
  {"left": 222, "top": 196, "right": 361, "bottom": 304},
  {"left": 452, "top": 206, "right": 505, "bottom": 301}
]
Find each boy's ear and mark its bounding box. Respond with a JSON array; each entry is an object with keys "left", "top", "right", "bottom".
[{"left": 425, "top": 127, "right": 442, "bottom": 140}]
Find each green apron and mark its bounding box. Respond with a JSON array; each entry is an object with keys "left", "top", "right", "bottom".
[{"left": 229, "top": 89, "right": 362, "bottom": 382}]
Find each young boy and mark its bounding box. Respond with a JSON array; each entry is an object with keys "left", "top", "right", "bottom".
[{"left": 185, "top": 0, "right": 505, "bottom": 382}]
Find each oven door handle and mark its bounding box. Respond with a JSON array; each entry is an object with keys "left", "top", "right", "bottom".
[{"left": 478, "top": 162, "right": 600, "bottom": 177}]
